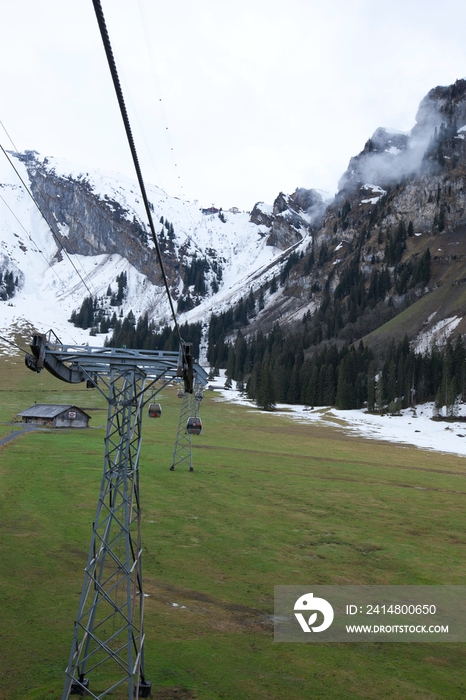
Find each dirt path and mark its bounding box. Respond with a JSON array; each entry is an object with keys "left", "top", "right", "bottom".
[{"left": 0, "top": 424, "right": 42, "bottom": 447}]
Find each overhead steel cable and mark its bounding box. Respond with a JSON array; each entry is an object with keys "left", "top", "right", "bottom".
[
  {"left": 0, "top": 334, "right": 28, "bottom": 355},
  {"left": 0, "top": 145, "right": 94, "bottom": 297},
  {"left": 0, "top": 121, "right": 19, "bottom": 152},
  {"left": 92, "top": 0, "right": 182, "bottom": 345},
  {"left": 0, "top": 121, "right": 101, "bottom": 297},
  {"left": 136, "top": 0, "right": 202, "bottom": 252},
  {"left": 0, "top": 190, "right": 68, "bottom": 291},
  {"left": 137, "top": 0, "right": 182, "bottom": 198}
]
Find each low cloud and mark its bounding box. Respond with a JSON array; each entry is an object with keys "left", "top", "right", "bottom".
[{"left": 338, "top": 80, "right": 466, "bottom": 192}]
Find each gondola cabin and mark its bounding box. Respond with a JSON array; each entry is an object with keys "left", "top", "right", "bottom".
[
  {"left": 148, "top": 403, "right": 162, "bottom": 418},
  {"left": 186, "top": 417, "right": 202, "bottom": 435}
]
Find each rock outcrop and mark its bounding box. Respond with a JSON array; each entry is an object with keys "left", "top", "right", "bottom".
[
  {"left": 16, "top": 153, "right": 175, "bottom": 286},
  {"left": 250, "top": 188, "right": 327, "bottom": 250}
]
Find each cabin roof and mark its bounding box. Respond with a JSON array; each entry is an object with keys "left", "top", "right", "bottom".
[{"left": 18, "top": 404, "right": 91, "bottom": 419}]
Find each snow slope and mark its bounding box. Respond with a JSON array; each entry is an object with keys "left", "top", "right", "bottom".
[
  {"left": 0, "top": 152, "right": 286, "bottom": 344},
  {"left": 212, "top": 384, "right": 466, "bottom": 458}
]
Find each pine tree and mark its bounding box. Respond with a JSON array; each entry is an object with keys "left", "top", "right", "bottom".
[
  {"left": 256, "top": 363, "right": 275, "bottom": 411},
  {"left": 446, "top": 377, "right": 458, "bottom": 417},
  {"left": 226, "top": 345, "right": 235, "bottom": 382},
  {"left": 367, "top": 361, "right": 376, "bottom": 411},
  {"left": 372, "top": 373, "right": 382, "bottom": 413},
  {"left": 386, "top": 358, "right": 397, "bottom": 405},
  {"left": 335, "top": 356, "right": 355, "bottom": 409}
]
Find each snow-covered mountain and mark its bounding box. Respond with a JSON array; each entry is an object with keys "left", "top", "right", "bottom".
[
  {"left": 5, "top": 78, "right": 466, "bottom": 361},
  {"left": 0, "top": 150, "right": 324, "bottom": 348}
]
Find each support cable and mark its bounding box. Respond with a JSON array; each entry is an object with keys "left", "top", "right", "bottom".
[
  {"left": 137, "top": 0, "right": 182, "bottom": 199},
  {"left": 92, "top": 0, "right": 182, "bottom": 345},
  {"left": 0, "top": 191, "right": 69, "bottom": 292},
  {"left": 0, "top": 121, "right": 19, "bottom": 152},
  {"left": 1, "top": 120, "right": 97, "bottom": 295},
  {"left": 0, "top": 334, "right": 28, "bottom": 355},
  {"left": 136, "top": 0, "right": 204, "bottom": 244},
  {"left": 0, "top": 145, "right": 94, "bottom": 297}
]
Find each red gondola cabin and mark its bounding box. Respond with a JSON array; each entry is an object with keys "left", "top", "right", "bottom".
[
  {"left": 148, "top": 403, "right": 162, "bottom": 418},
  {"left": 186, "top": 417, "right": 202, "bottom": 435}
]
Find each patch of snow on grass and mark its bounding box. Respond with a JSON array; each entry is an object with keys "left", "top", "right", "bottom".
[{"left": 213, "top": 388, "right": 466, "bottom": 458}]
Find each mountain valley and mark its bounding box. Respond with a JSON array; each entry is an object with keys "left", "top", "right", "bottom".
[{"left": 3, "top": 79, "right": 466, "bottom": 411}]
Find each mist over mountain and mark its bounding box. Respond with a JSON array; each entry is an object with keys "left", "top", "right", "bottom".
[{"left": 3, "top": 78, "right": 466, "bottom": 411}]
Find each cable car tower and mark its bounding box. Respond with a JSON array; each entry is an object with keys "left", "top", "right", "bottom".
[
  {"left": 21, "top": 3, "right": 210, "bottom": 696},
  {"left": 170, "top": 383, "right": 203, "bottom": 471},
  {"left": 26, "top": 332, "right": 207, "bottom": 699}
]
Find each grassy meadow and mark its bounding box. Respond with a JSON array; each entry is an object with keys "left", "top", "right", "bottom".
[{"left": 1, "top": 351, "right": 466, "bottom": 699}]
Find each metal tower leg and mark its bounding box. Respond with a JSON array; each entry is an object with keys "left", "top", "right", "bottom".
[
  {"left": 170, "top": 391, "right": 195, "bottom": 471},
  {"left": 62, "top": 367, "right": 150, "bottom": 700}
]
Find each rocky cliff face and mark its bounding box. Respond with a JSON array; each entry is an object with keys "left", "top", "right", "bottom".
[
  {"left": 18, "top": 152, "right": 174, "bottom": 287},
  {"left": 259, "top": 79, "right": 466, "bottom": 348},
  {"left": 250, "top": 187, "right": 327, "bottom": 250},
  {"left": 0, "top": 149, "right": 289, "bottom": 338},
  {"left": 327, "top": 79, "right": 466, "bottom": 240},
  {"left": 15, "top": 152, "right": 323, "bottom": 300}
]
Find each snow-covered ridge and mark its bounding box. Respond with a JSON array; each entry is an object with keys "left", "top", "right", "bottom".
[{"left": 0, "top": 151, "right": 285, "bottom": 343}]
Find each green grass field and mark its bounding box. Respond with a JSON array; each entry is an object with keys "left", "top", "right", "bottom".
[{"left": 1, "top": 353, "right": 466, "bottom": 699}]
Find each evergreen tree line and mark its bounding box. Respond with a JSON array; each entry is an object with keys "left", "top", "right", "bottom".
[
  {"left": 223, "top": 325, "right": 373, "bottom": 410},
  {"left": 280, "top": 251, "right": 302, "bottom": 284},
  {"left": 69, "top": 296, "right": 110, "bottom": 331},
  {"left": 221, "top": 324, "right": 466, "bottom": 414},
  {"left": 159, "top": 216, "right": 175, "bottom": 239},
  {"left": 182, "top": 256, "right": 209, "bottom": 295},
  {"left": 177, "top": 256, "right": 225, "bottom": 313},
  {"left": 69, "top": 273, "right": 128, "bottom": 331},
  {"left": 104, "top": 311, "right": 202, "bottom": 356},
  {"left": 299, "top": 241, "right": 431, "bottom": 347},
  {"left": 207, "top": 287, "right": 267, "bottom": 367},
  {"left": 105, "top": 271, "right": 128, "bottom": 307},
  {"left": 157, "top": 217, "right": 176, "bottom": 254}
]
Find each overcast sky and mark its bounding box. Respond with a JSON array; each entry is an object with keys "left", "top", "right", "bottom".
[{"left": 1, "top": 0, "right": 466, "bottom": 211}]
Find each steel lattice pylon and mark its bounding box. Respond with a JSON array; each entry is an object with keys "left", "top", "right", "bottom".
[
  {"left": 25, "top": 332, "right": 208, "bottom": 700},
  {"left": 170, "top": 390, "right": 195, "bottom": 471},
  {"left": 62, "top": 367, "right": 147, "bottom": 699},
  {"left": 170, "top": 384, "right": 203, "bottom": 471}
]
